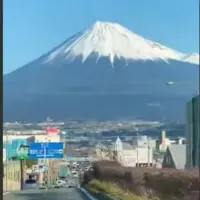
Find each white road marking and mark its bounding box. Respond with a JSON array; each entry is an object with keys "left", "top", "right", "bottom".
[{"left": 80, "top": 188, "right": 97, "bottom": 200}]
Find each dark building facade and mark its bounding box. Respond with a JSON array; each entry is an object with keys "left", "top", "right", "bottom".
[{"left": 186, "top": 95, "right": 199, "bottom": 168}]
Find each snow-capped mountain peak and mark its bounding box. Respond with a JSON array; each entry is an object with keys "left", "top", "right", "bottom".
[{"left": 44, "top": 21, "right": 197, "bottom": 65}]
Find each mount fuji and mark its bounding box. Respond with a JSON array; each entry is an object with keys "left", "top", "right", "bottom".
[{"left": 4, "top": 21, "right": 198, "bottom": 122}]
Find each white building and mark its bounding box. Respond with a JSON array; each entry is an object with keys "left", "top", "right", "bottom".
[
  {"left": 133, "top": 135, "right": 156, "bottom": 149},
  {"left": 26, "top": 134, "right": 60, "bottom": 145},
  {"left": 133, "top": 135, "right": 148, "bottom": 147},
  {"left": 3, "top": 130, "right": 46, "bottom": 135},
  {"left": 3, "top": 135, "right": 32, "bottom": 143},
  {"left": 118, "top": 147, "right": 153, "bottom": 167},
  {"left": 113, "top": 137, "right": 153, "bottom": 167}
]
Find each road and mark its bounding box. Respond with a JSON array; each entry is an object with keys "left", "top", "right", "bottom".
[{"left": 3, "top": 188, "right": 92, "bottom": 200}]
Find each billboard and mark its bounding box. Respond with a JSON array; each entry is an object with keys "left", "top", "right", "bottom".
[
  {"left": 28, "top": 142, "right": 64, "bottom": 159},
  {"left": 46, "top": 127, "right": 60, "bottom": 135}
]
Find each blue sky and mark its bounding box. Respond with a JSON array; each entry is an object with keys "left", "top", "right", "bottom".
[{"left": 4, "top": 0, "right": 199, "bottom": 74}]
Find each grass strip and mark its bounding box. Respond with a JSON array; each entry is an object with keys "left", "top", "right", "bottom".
[{"left": 85, "top": 179, "right": 159, "bottom": 200}]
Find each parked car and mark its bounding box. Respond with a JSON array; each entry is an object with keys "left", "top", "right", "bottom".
[{"left": 24, "top": 179, "right": 39, "bottom": 190}]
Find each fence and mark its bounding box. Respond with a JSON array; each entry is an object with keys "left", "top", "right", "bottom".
[{"left": 3, "top": 160, "right": 21, "bottom": 192}]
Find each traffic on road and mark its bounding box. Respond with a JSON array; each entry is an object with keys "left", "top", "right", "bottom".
[{"left": 23, "top": 158, "right": 92, "bottom": 190}]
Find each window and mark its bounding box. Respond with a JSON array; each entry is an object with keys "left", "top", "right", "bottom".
[{"left": 25, "top": 179, "right": 37, "bottom": 184}]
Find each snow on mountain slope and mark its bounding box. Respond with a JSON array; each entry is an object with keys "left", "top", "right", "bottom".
[
  {"left": 44, "top": 21, "right": 197, "bottom": 65},
  {"left": 182, "top": 53, "right": 199, "bottom": 65}
]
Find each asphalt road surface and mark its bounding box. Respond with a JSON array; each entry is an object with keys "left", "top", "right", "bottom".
[{"left": 3, "top": 188, "right": 91, "bottom": 200}]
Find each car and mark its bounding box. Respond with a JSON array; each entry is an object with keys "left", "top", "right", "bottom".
[
  {"left": 56, "top": 179, "right": 66, "bottom": 187},
  {"left": 73, "top": 173, "right": 78, "bottom": 178},
  {"left": 24, "top": 179, "right": 39, "bottom": 190},
  {"left": 68, "top": 179, "right": 76, "bottom": 188},
  {"left": 71, "top": 171, "right": 78, "bottom": 177},
  {"left": 53, "top": 184, "right": 62, "bottom": 188}
]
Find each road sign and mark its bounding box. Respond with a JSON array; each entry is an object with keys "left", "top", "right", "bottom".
[
  {"left": 16, "top": 145, "right": 29, "bottom": 160},
  {"left": 28, "top": 142, "right": 64, "bottom": 159}
]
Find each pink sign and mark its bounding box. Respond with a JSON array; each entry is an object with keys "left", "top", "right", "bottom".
[{"left": 46, "top": 127, "right": 59, "bottom": 135}]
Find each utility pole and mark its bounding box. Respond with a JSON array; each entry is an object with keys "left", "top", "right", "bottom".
[
  {"left": 20, "top": 159, "right": 25, "bottom": 190},
  {"left": 43, "top": 144, "right": 50, "bottom": 187},
  {"left": 47, "top": 160, "right": 51, "bottom": 187},
  {"left": 147, "top": 137, "right": 150, "bottom": 167}
]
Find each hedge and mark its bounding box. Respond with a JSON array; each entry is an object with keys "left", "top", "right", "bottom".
[{"left": 83, "top": 161, "right": 199, "bottom": 199}]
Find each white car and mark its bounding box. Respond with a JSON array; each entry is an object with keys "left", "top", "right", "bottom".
[
  {"left": 71, "top": 171, "right": 78, "bottom": 178},
  {"left": 56, "top": 179, "right": 66, "bottom": 187},
  {"left": 68, "top": 179, "right": 76, "bottom": 188}
]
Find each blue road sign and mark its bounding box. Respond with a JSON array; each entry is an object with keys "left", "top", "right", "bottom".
[{"left": 28, "top": 142, "right": 64, "bottom": 159}]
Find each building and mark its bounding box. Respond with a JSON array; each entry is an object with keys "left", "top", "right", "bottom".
[
  {"left": 133, "top": 135, "right": 149, "bottom": 147},
  {"left": 162, "top": 144, "right": 186, "bottom": 169},
  {"left": 157, "top": 130, "right": 171, "bottom": 151},
  {"left": 112, "top": 137, "right": 153, "bottom": 167},
  {"left": 26, "top": 134, "right": 60, "bottom": 145},
  {"left": 186, "top": 95, "right": 200, "bottom": 168},
  {"left": 3, "top": 135, "right": 32, "bottom": 142},
  {"left": 176, "top": 137, "right": 186, "bottom": 145},
  {"left": 155, "top": 130, "right": 185, "bottom": 152},
  {"left": 132, "top": 135, "right": 156, "bottom": 149}
]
